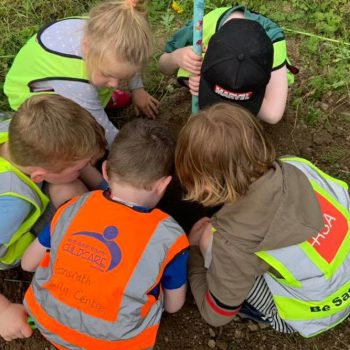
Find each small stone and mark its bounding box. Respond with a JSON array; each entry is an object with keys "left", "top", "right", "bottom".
[
  {"left": 300, "top": 146, "right": 314, "bottom": 158},
  {"left": 234, "top": 329, "right": 243, "bottom": 338},
  {"left": 258, "top": 322, "right": 271, "bottom": 330},
  {"left": 209, "top": 327, "right": 216, "bottom": 338},
  {"left": 166, "top": 84, "right": 175, "bottom": 94},
  {"left": 320, "top": 103, "right": 329, "bottom": 111},
  {"left": 208, "top": 339, "right": 216, "bottom": 348},
  {"left": 247, "top": 322, "right": 259, "bottom": 331},
  {"left": 216, "top": 340, "right": 229, "bottom": 350},
  {"left": 313, "top": 130, "right": 333, "bottom": 146},
  {"left": 164, "top": 336, "right": 169, "bottom": 342}
]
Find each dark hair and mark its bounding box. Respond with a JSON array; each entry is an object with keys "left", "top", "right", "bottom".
[{"left": 107, "top": 119, "right": 175, "bottom": 189}]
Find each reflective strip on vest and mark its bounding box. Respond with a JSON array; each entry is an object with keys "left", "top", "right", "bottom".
[
  {"left": 0, "top": 123, "right": 49, "bottom": 268},
  {"left": 0, "top": 119, "right": 10, "bottom": 133},
  {"left": 257, "top": 157, "right": 350, "bottom": 337},
  {"left": 25, "top": 191, "right": 188, "bottom": 349}
]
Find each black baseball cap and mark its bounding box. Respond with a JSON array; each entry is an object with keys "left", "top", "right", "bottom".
[{"left": 199, "top": 19, "right": 273, "bottom": 115}]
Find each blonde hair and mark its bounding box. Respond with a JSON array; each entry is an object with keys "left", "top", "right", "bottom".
[
  {"left": 85, "top": 0, "right": 153, "bottom": 76},
  {"left": 107, "top": 118, "right": 175, "bottom": 190},
  {"left": 9, "top": 94, "right": 107, "bottom": 171},
  {"left": 175, "top": 103, "right": 276, "bottom": 207}
]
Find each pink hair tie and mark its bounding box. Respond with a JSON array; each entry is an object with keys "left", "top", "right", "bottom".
[{"left": 127, "top": 0, "right": 137, "bottom": 8}]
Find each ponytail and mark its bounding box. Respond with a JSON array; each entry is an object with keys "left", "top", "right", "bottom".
[{"left": 85, "top": 0, "right": 153, "bottom": 70}]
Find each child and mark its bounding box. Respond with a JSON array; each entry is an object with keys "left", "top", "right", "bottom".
[
  {"left": 4, "top": 0, "right": 160, "bottom": 147},
  {"left": 22, "top": 118, "right": 189, "bottom": 349},
  {"left": 0, "top": 94, "right": 106, "bottom": 341},
  {"left": 159, "top": 5, "right": 297, "bottom": 124},
  {"left": 175, "top": 102, "right": 350, "bottom": 337}
]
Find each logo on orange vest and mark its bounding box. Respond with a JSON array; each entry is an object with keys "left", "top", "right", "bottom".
[
  {"left": 308, "top": 193, "right": 348, "bottom": 263},
  {"left": 63, "top": 226, "right": 122, "bottom": 272}
]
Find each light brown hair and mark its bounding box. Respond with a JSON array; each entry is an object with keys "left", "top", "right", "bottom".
[
  {"left": 175, "top": 103, "right": 276, "bottom": 207},
  {"left": 107, "top": 118, "right": 175, "bottom": 190},
  {"left": 9, "top": 94, "right": 106, "bottom": 171},
  {"left": 85, "top": 0, "right": 153, "bottom": 76}
]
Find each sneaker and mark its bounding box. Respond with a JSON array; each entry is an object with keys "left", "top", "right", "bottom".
[
  {"left": 238, "top": 302, "right": 270, "bottom": 325},
  {"left": 107, "top": 90, "right": 132, "bottom": 110}
]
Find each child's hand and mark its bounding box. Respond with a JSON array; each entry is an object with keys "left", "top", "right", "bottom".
[
  {"left": 132, "top": 88, "right": 160, "bottom": 119},
  {"left": 172, "top": 47, "right": 202, "bottom": 75},
  {"left": 0, "top": 303, "right": 33, "bottom": 341},
  {"left": 189, "top": 75, "right": 200, "bottom": 96},
  {"left": 189, "top": 217, "right": 211, "bottom": 246}
]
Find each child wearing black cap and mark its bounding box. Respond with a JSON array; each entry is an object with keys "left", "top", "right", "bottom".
[{"left": 159, "top": 5, "right": 297, "bottom": 124}]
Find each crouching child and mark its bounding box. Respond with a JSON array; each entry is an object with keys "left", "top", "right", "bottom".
[
  {"left": 22, "top": 118, "right": 189, "bottom": 349},
  {"left": 175, "top": 102, "right": 350, "bottom": 337}
]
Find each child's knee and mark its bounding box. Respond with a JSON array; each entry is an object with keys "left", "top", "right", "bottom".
[{"left": 48, "top": 180, "right": 88, "bottom": 208}]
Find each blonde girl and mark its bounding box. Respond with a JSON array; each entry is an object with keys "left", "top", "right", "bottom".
[{"left": 5, "top": 0, "right": 159, "bottom": 147}]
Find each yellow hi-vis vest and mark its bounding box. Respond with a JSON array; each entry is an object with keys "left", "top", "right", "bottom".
[
  {"left": 0, "top": 120, "right": 49, "bottom": 269},
  {"left": 4, "top": 17, "right": 113, "bottom": 111},
  {"left": 257, "top": 157, "right": 350, "bottom": 337}
]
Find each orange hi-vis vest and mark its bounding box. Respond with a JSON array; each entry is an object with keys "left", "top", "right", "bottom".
[{"left": 24, "top": 191, "right": 189, "bottom": 350}]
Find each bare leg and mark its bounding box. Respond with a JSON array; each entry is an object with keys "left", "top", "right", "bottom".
[{"left": 48, "top": 179, "right": 88, "bottom": 208}]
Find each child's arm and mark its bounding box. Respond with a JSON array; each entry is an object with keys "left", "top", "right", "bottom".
[
  {"left": 258, "top": 65, "right": 288, "bottom": 124},
  {"left": 188, "top": 219, "right": 244, "bottom": 327},
  {"left": 0, "top": 294, "right": 32, "bottom": 341},
  {"left": 48, "top": 180, "right": 88, "bottom": 209},
  {"left": 21, "top": 238, "right": 47, "bottom": 272},
  {"left": 79, "top": 164, "right": 108, "bottom": 191},
  {"left": 22, "top": 222, "right": 51, "bottom": 272},
  {"left": 159, "top": 19, "right": 201, "bottom": 76},
  {"left": 161, "top": 249, "right": 189, "bottom": 313},
  {"left": 159, "top": 48, "right": 202, "bottom": 76},
  {"left": 163, "top": 285, "right": 187, "bottom": 313}
]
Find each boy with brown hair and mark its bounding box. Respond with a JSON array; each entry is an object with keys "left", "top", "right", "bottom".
[
  {"left": 0, "top": 94, "right": 106, "bottom": 341},
  {"left": 22, "top": 119, "right": 189, "bottom": 350},
  {"left": 175, "top": 103, "right": 350, "bottom": 337}
]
